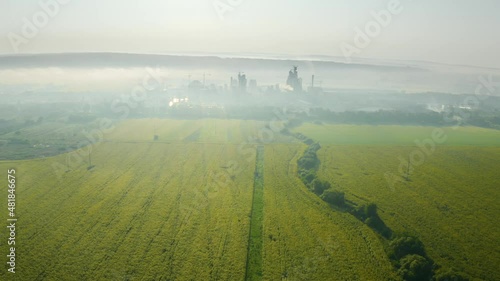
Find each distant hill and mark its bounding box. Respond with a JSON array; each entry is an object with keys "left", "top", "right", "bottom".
[
  {"left": 0, "top": 52, "right": 498, "bottom": 94},
  {"left": 0, "top": 52, "right": 421, "bottom": 72}
]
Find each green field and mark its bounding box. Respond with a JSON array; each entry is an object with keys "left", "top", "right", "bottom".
[
  {"left": 294, "top": 123, "right": 500, "bottom": 146},
  {"left": 0, "top": 119, "right": 498, "bottom": 280},
  {"left": 104, "top": 119, "right": 291, "bottom": 144},
  {"left": 261, "top": 144, "right": 397, "bottom": 280},
  {"left": 294, "top": 123, "right": 500, "bottom": 280},
  {"left": 0, "top": 121, "right": 107, "bottom": 160},
  {"left": 1, "top": 141, "right": 255, "bottom": 280},
  {"left": 314, "top": 145, "right": 500, "bottom": 280}
]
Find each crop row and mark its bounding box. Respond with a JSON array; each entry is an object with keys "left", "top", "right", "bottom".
[{"left": 0, "top": 142, "right": 255, "bottom": 280}]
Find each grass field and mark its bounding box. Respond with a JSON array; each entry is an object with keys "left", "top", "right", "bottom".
[
  {"left": 0, "top": 119, "right": 498, "bottom": 280},
  {"left": 294, "top": 123, "right": 500, "bottom": 146},
  {"left": 261, "top": 144, "right": 398, "bottom": 280},
  {"left": 0, "top": 140, "right": 255, "bottom": 280},
  {"left": 314, "top": 145, "right": 500, "bottom": 280},
  {"left": 295, "top": 122, "right": 500, "bottom": 280},
  {"left": 0, "top": 121, "right": 107, "bottom": 160},
  {"left": 105, "top": 119, "right": 276, "bottom": 144}
]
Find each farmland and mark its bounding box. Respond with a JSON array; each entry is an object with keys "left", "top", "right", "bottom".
[
  {"left": 104, "top": 119, "right": 282, "bottom": 144},
  {"left": 0, "top": 133, "right": 256, "bottom": 280},
  {"left": 0, "top": 120, "right": 106, "bottom": 160},
  {"left": 261, "top": 144, "right": 397, "bottom": 280},
  {"left": 0, "top": 119, "right": 498, "bottom": 280},
  {"left": 312, "top": 145, "right": 500, "bottom": 280},
  {"left": 294, "top": 123, "right": 500, "bottom": 146},
  {"left": 294, "top": 123, "right": 500, "bottom": 280}
]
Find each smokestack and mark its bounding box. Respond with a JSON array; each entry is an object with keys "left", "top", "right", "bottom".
[{"left": 311, "top": 75, "right": 315, "bottom": 88}]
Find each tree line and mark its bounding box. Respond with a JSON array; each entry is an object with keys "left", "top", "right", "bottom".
[{"left": 287, "top": 127, "right": 470, "bottom": 281}]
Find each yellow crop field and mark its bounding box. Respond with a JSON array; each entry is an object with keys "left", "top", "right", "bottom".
[
  {"left": 0, "top": 139, "right": 255, "bottom": 280},
  {"left": 1, "top": 118, "right": 498, "bottom": 280},
  {"left": 105, "top": 118, "right": 267, "bottom": 143},
  {"left": 261, "top": 144, "right": 398, "bottom": 280},
  {"left": 294, "top": 123, "right": 500, "bottom": 146},
  {"left": 315, "top": 145, "right": 500, "bottom": 280}
]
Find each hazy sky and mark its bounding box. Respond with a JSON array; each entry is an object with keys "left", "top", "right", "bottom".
[{"left": 0, "top": 0, "right": 499, "bottom": 68}]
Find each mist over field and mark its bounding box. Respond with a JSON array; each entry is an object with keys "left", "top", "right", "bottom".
[{"left": 1, "top": 52, "right": 498, "bottom": 94}]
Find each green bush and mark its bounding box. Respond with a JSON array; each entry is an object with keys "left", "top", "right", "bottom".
[
  {"left": 389, "top": 236, "right": 426, "bottom": 260},
  {"left": 355, "top": 203, "right": 378, "bottom": 220},
  {"left": 364, "top": 203, "right": 378, "bottom": 218},
  {"left": 299, "top": 170, "right": 316, "bottom": 185},
  {"left": 298, "top": 156, "right": 318, "bottom": 170},
  {"left": 433, "top": 269, "right": 469, "bottom": 281},
  {"left": 321, "top": 190, "right": 345, "bottom": 206},
  {"left": 397, "top": 254, "right": 432, "bottom": 281},
  {"left": 311, "top": 179, "right": 331, "bottom": 195}
]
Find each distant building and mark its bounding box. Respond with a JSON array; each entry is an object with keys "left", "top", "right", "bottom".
[
  {"left": 238, "top": 72, "right": 247, "bottom": 93},
  {"left": 231, "top": 72, "right": 248, "bottom": 95},
  {"left": 230, "top": 77, "right": 238, "bottom": 93},
  {"left": 286, "top": 66, "right": 303, "bottom": 92}
]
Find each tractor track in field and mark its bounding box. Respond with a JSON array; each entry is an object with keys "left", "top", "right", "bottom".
[{"left": 245, "top": 145, "right": 265, "bottom": 281}]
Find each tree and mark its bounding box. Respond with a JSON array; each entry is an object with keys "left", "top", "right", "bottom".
[
  {"left": 389, "top": 236, "right": 426, "bottom": 260},
  {"left": 433, "top": 269, "right": 469, "bottom": 281},
  {"left": 397, "top": 254, "right": 432, "bottom": 281},
  {"left": 298, "top": 155, "right": 317, "bottom": 170},
  {"left": 321, "top": 190, "right": 345, "bottom": 206},
  {"left": 356, "top": 203, "right": 378, "bottom": 220},
  {"left": 299, "top": 170, "right": 316, "bottom": 185},
  {"left": 311, "top": 179, "right": 330, "bottom": 195},
  {"left": 365, "top": 203, "right": 378, "bottom": 217}
]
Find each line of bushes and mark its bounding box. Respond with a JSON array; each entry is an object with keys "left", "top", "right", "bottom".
[
  {"left": 295, "top": 137, "right": 391, "bottom": 237},
  {"left": 352, "top": 202, "right": 392, "bottom": 239},
  {"left": 293, "top": 132, "right": 470, "bottom": 281}
]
